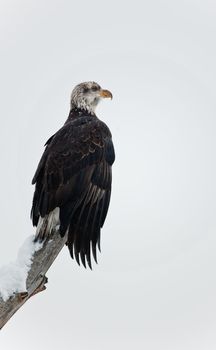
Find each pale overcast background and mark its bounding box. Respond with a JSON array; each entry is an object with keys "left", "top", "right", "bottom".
[{"left": 0, "top": 0, "right": 216, "bottom": 349}]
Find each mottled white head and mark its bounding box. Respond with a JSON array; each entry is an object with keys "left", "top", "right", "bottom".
[{"left": 70, "top": 81, "right": 112, "bottom": 114}]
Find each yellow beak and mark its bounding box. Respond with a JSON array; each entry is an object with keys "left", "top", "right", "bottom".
[{"left": 99, "top": 89, "right": 113, "bottom": 99}]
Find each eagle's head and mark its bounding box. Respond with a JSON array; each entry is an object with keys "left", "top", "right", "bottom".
[{"left": 70, "top": 81, "right": 112, "bottom": 114}]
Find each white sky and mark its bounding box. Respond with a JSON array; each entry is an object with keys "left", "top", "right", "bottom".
[{"left": 0, "top": 0, "right": 216, "bottom": 349}]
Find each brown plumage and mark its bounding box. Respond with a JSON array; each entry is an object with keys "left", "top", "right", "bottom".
[{"left": 31, "top": 82, "right": 115, "bottom": 268}]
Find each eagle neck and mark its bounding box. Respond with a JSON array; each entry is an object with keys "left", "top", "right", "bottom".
[{"left": 65, "top": 107, "right": 96, "bottom": 123}]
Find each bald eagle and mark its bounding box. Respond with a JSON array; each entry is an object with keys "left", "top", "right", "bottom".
[{"left": 31, "top": 82, "right": 115, "bottom": 268}]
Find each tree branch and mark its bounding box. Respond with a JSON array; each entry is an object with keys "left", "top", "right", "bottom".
[{"left": 0, "top": 229, "right": 68, "bottom": 330}]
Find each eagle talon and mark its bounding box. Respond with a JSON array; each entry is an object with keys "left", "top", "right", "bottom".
[
  {"left": 17, "top": 291, "right": 28, "bottom": 301},
  {"left": 39, "top": 274, "right": 48, "bottom": 284}
]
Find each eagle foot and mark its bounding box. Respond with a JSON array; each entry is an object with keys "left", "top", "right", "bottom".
[
  {"left": 31, "top": 275, "right": 48, "bottom": 297},
  {"left": 39, "top": 274, "right": 48, "bottom": 283},
  {"left": 17, "top": 291, "right": 28, "bottom": 301}
]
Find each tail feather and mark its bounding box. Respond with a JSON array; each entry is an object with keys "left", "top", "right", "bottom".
[{"left": 35, "top": 207, "right": 60, "bottom": 241}]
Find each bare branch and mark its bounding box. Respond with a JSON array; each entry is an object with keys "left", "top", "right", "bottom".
[{"left": 0, "top": 229, "right": 68, "bottom": 330}]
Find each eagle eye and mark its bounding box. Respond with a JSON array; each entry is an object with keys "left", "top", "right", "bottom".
[
  {"left": 91, "top": 86, "right": 98, "bottom": 92},
  {"left": 83, "top": 87, "right": 89, "bottom": 93}
]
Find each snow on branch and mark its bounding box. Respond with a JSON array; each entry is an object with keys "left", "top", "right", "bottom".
[
  {"left": 0, "top": 237, "right": 43, "bottom": 302},
  {"left": 0, "top": 229, "right": 68, "bottom": 330}
]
